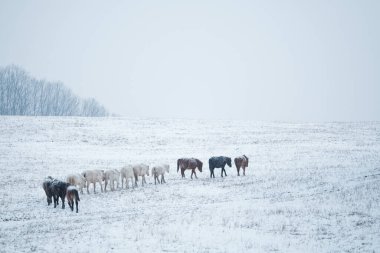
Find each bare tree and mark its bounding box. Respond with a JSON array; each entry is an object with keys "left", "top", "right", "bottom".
[{"left": 0, "top": 65, "right": 109, "bottom": 116}]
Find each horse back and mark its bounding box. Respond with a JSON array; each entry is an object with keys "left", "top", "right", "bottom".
[
  {"left": 209, "top": 156, "right": 225, "bottom": 168},
  {"left": 178, "top": 158, "right": 189, "bottom": 169},
  {"left": 51, "top": 180, "right": 69, "bottom": 197},
  {"left": 66, "top": 186, "right": 80, "bottom": 201},
  {"left": 234, "top": 157, "right": 242, "bottom": 167}
]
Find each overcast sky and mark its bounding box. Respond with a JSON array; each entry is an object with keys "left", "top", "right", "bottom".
[{"left": 1, "top": 0, "right": 379, "bottom": 120}]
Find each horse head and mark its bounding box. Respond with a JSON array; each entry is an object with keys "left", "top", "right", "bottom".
[
  {"left": 226, "top": 157, "right": 232, "bottom": 167},
  {"left": 196, "top": 159, "right": 203, "bottom": 172}
]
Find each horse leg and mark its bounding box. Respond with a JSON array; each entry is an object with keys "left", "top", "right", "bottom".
[
  {"left": 87, "top": 182, "right": 90, "bottom": 194},
  {"left": 194, "top": 171, "right": 198, "bottom": 179},
  {"left": 210, "top": 168, "right": 212, "bottom": 178},
  {"left": 61, "top": 195, "right": 65, "bottom": 209},
  {"left": 100, "top": 180, "right": 104, "bottom": 192},
  {"left": 221, "top": 167, "right": 224, "bottom": 177},
  {"left": 75, "top": 199, "right": 78, "bottom": 213},
  {"left": 243, "top": 167, "right": 246, "bottom": 176},
  {"left": 191, "top": 170, "right": 194, "bottom": 179},
  {"left": 237, "top": 167, "right": 240, "bottom": 176},
  {"left": 104, "top": 179, "right": 108, "bottom": 192},
  {"left": 131, "top": 177, "right": 135, "bottom": 189},
  {"left": 134, "top": 175, "right": 138, "bottom": 187},
  {"left": 53, "top": 196, "right": 57, "bottom": 208},
  {"left": 162, "top": 174, "right": 166, "bottom": 183},
  {"left": 224, "top": 167, "right": 227, "bottom": 177}
]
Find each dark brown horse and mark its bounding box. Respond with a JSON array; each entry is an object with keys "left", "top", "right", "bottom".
[
  {"left": 177, "top": 158, "right": 203, "bottom": 179},
  {"left": 234, "top": 155, "right": 249, "bottom": 176},
  {"left": 66, "top": 186, "right": 80, "bottom": 213}
]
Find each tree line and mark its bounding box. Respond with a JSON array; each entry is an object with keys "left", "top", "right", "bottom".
[{"left": 0, "top": 65, "right": 108, "bottom": 116}]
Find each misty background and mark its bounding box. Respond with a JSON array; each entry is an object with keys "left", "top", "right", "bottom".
[{"left": 0, "top": 0, "right": 379, "bottom": 120}]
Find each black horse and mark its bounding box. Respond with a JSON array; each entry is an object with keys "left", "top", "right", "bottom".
[
  {"left": 50, "top": 180, "right": 70, "bottom": 209},
  {"left": 42, "top": 176, "right": 54, "bottom": 206},
  {"left": 208, "top": 156, "right": 232, "bottom": 178}
]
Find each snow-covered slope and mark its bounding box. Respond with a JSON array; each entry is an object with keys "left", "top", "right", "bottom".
[{"left": 0, "top": 117, "right": 379, "bottom": 252}]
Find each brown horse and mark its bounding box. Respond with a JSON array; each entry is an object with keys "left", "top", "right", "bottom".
[
  {"left": 66, "top": 186, "right": 80, "bottom": 213},
  {"left": 177, "top": 158, "right": 203, "bottom": 179},
  {"left": 234, "top": 155, "right": 249, "bottom": 176}
]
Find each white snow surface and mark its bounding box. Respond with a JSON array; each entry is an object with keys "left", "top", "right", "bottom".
[{"left": 0, "top": 116, "right": 379, "bottom": 252}]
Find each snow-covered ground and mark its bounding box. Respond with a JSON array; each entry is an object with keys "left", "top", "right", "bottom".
[{"left": 0, "top": 116, "right": 379, "bottom": 252}]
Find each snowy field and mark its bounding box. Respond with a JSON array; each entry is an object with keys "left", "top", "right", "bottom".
[{"left": 0, "top": 116, "right": 379, "bottom": 253}]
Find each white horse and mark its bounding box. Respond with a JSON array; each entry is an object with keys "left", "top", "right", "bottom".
[
  {"left": 104, "top": 169, "right": 120, "bottom": 192},
  {"left": 66, "top": 173, "right": 86, "bottom": 194},
  {"left": 81, "top": 170, "right": 104, "bottom": 194},
  {"left": 133, "top": 164, "right": 149, "bottom": 187},
  {"left": 151, "top": 164, "right": 170, "bottom": 185},
  {"left": 121, "top": 165, "right": 134, "bottom": 189}
]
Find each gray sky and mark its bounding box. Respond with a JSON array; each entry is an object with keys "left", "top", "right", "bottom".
[{"left": 1, "top": 0, "right": 379, "bottom": 120}]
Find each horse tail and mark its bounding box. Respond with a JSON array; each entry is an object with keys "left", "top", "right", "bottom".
[
  {"left": 75, "top": 189, "right": 80, "bottom": 202},
  {"left": 243, "top": 155, "right": 248, "bottom": 166},
  {"left": 177, "top": 159, "right": 180, "bottom": 173}
]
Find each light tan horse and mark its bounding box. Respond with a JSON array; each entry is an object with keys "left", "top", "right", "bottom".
[
  {"left": 234, "top": 155, "right": 249, "bottom": 176},
  {"left": 104, "top": 169, "right": 120, "bottom": 192},
  {"left": 66, "top": 173, "right": 86, "bottom": 194},
  {"left": 151, "top": 164, "right": 170, "bottom": 184},
  {"left": 133, "top": 164, "right": 149, "bottom": 187},
  {"left": 121, "top": 165, "right": 134, "bottom": 189},
  {"left": 81, "top": 170, "right": 104, "bottom": 193}
]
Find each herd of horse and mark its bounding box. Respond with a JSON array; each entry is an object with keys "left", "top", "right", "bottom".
[{"left": 42, "top": 155, "right": 249, "bottom": 213}]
